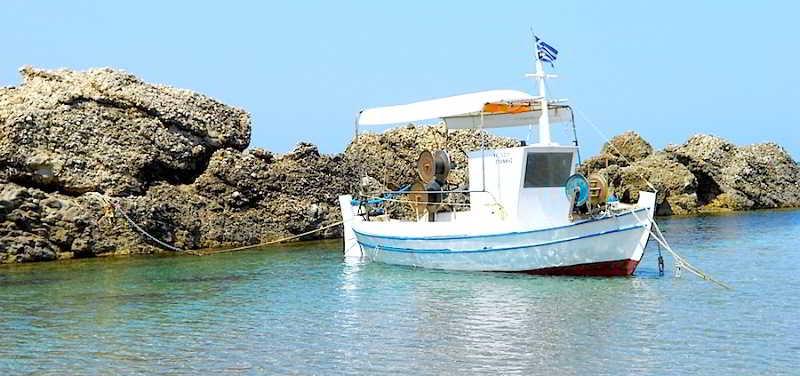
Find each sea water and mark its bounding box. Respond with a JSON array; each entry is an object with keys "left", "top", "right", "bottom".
[{"left": 1, "top": 210, "right": 798, "bottom": 375}]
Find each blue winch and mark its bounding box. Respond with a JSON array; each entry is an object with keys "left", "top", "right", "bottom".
[{"left": 564, "top": 173, "right": 590, "bottom": 206}]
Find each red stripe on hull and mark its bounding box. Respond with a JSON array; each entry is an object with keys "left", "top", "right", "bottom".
[{"left": 522, "top": 259, "right": 640, "bottom": 277}]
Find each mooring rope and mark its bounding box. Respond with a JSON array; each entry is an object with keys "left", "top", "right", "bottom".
[
  {"left": 88, "top": 193, "right": 185, "bottom": 252},
  {"left": 87, "top": 193, "right": 348, "bottom": 256},
  {"left": 626, "top": 207, "right": 731, "bottom": 289},
  {"left": 187, "top": 220, "right": 347, "bottom": 256},
  {"left": 649, "top": 218, "right": 731, "bottom": 289},
  {"left": 573, "top": 106, "right": 731, "bottom": 288},
  {"left": 114, "top": 201, "right": 184, "bottom": 252}
]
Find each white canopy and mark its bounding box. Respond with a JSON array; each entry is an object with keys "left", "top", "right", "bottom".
[
  {"left": 357, "top": 89, "right": 571, "bottom": 129},
  {"left": 358, "top": 90, "right": 533, "bottom": 126}
]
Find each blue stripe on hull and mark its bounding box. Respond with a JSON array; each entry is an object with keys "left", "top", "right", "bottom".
[
  {"left": 358, "top": 224, "right": 647, "bottom": 254},
  {"left": 353, "top": 207, "right": 650, "bottom": 241}
]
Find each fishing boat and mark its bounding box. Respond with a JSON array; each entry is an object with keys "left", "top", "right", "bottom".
[{"left": 337, "top": 38, "right": 656, "bottom": 276}]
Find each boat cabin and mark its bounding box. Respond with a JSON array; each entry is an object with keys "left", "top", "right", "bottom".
[{"left": 468, "top": 144, "right": 578, "bottom": 227}]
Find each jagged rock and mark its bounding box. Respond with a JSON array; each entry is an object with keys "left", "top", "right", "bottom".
[
  {"left": 0, "top": 67, "right": 250, "bottom": 196},
  {"left": 193, "top": 148, "right": 279, "bottom": 209},
  {"left": 666, "top": 135, "right": 735, "bottom": 205},
  {"left": 582, "top": 131, "right": 653, "bottom": 171},
  {"left": 583, "top": 133, "right": 800, "bottom": 215},
  {"left": 187, "top": 142, "right": 357, "bottom": 247},
  {"left": 590, "top": 153, "right": 698, "bottom": 215},
  {"left": 0, "top": 181, "right": 112, "bottom": 263},
  {"left": 725, "top": 143, "right": 800, "bottom": 208},
  {"left": 667, "top": 135, "right": 800, "bottom": 210},
  {"left": 602, "top": 131, "right": 653, "bottom": 162},
  {"left": 269, "top": 142, "right": 355, "bottom": 207}
]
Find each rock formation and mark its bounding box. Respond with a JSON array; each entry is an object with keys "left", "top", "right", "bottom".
[
  {"left": 580, "top": 132, "right": 800, "bottom": 215},
  {"left": 0, "top": 67, "right": 356, "bottom": 263},
  {"left": 1, "top": 67, "right": 798, "bottom": 263},
  {"left": 0, "top": 67, "right": 250, "bottom": 196}
]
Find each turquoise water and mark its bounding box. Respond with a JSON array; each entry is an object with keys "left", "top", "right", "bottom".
[{"left": 1, "top": 210, "right": 799, "bottom": 375}]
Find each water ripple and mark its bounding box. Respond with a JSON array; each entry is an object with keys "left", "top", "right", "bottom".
[{"left": 1, "top": 212, "right": 799, "bottom": 374}]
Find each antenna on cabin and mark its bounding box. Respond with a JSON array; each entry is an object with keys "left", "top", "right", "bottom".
[{"left": 526, "top": 30, "right": 558, "bottom": 145}]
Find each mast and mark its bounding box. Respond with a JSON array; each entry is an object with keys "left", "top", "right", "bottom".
[{"left": 534, "top": 58, "right": 551, "bottom": 145}]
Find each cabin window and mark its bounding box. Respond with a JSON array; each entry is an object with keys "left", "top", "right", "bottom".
[{"left": 523, "top": 152, "right": 573, "bottom": 188}]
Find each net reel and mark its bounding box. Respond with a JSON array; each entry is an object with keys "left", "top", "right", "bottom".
[
  {"left": 417, "top": 150, "right": 451, "bottom": 184},
  {"left": 587, "top": 174, "right": 609, "bottom": 206},
  {"left": 410, "top": 150, "right": 452, "bottom": 220},
  {"left": 564, "top": 174, "right": 590, "bottom": 207}
]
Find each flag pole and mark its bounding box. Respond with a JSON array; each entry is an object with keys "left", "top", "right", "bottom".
[{"left": 528, "top": 30, "right": 552, "bottom": 145}]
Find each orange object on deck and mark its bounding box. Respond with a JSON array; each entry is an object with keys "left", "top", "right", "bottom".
[{"left": 482, "top": 102, "right": 535, "bottom": 114}]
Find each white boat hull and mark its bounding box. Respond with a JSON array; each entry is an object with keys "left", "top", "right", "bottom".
[{"left": 344, "top": 192, "right": 656, "bottom": 276}]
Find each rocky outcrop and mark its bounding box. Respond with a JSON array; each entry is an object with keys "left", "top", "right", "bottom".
[
  {"left": 0, "top": 66, "right": 250, "bottom": 196},
  {"left": 2, "top": 67, "right": 798, "bottom": 263},
  {"left": 0, "top": 67, "right": 352, "bottom": 263},
  {"left": 581, "top": 131, "right": 654, "bottom": 171},
  {"left": 667, "top": 136, "right": 800, "bottom": 210},
  {"left": 581, "top": 132, "right": 800, "bottom": 215}
]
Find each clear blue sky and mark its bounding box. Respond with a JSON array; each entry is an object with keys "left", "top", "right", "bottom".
[{"left": 3, "top": 1, "right": 798, "bottom": 159}]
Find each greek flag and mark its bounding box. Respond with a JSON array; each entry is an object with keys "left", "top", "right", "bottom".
[{"left": 535, "top": 35, "right": 558, "bottom": 65}]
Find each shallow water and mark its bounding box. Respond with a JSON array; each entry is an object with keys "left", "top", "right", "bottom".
[{"left": 1, "top": 210, "right": 799, "bottom": 375}]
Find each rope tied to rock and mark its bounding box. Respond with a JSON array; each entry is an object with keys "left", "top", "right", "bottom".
[
  {"left": 87, "top": 192, "right": 348, "bottom": 256},
  {"left": 91, "top": 194, "right": 185, "bottom": 252},
  {"left": 187, "top": 220, "right": 347, "bottom": 256}
]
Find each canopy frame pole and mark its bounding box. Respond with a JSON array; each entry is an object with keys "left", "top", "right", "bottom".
[
  {"left": 354, "top": 112, "right": 365, "bottom": 198},
  {"left": 568, "top": 106, "right": 581, "bottom": 164},
  {"left": 480, "top": 110, "right": 486, "bottom": 192}
]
